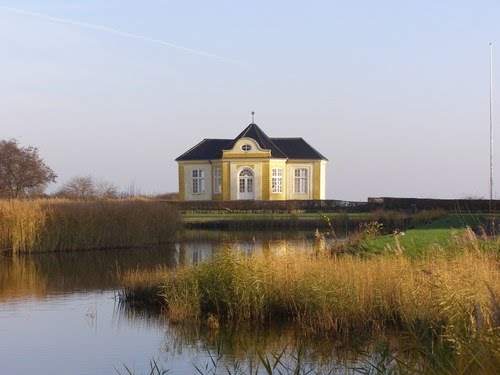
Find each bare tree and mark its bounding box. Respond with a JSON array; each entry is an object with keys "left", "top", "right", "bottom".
[
  {"left": 0, "top": 139, "right": 57, "bottom": 198},
  {"left": 57, "top": 176, "right": 95, "bottom": 199},
  {"left": 122, "top": 180, "right": 142, "bottom": 198},
  {"left": 57, "top": 175, "right": 118, "bottom": 199},
  {"left": 95, "top": 179, "right": 119, "bottom": 199}
]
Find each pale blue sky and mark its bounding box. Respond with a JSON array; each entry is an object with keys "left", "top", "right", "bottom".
[{"left": 1, "top": 0, "right": 499, "bottom": 200}]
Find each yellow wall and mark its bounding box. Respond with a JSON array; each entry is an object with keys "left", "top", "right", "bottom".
[
  {"left": 286, "top": 162, "right": 314, "bottom": 200},
  {"left": 179, "top": 161, "right": 212, "bottom": 201},
  {"left": 261, "top": 162, "right": 270, "bottom": 200},
  {"left": 211, "top": 162, "right": 223, "bottom": 201},
  {"left": 235, "top": 163, "right": 255, "bottom": 169},
  {"left": 224, "top": 152, "right": 270, "bottom": 159},
  {"left": 178, "top": 159, "right": 320, "bottom": 201},
  {"left": 222, "top": 162, "right": 231, "bottom": 200},
  {"left": 178, "top": 164, "right": 185, "bottom": 201},
  {"left": 268, "top": 160, "right": 287, "bottom": 200},
  {"left": 313, "top": 161, "right": 321, "bottom": 200}
]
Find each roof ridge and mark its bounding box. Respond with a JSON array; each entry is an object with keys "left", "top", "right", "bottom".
[
  {"left": 297, "top": 138, "right": 328, "bottom": 161},
  {"left": 265, "top": 136, "right": 288, "bottom": 159},
  {"left": 271, "top": 137, "right": 328, "bottom": 161},
  {"left": 253, "top": 126, "right": 268, "bottom": 148},
  {"left": 241, "top": 123, "right": 289, "bottom": 158},
  {"left": 239, "top": 126, "right": 251, "bottom": 139}
]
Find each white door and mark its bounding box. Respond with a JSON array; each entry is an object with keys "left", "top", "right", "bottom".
[{"left": 238, "top": 169, "right": 254, "bottom": 200}]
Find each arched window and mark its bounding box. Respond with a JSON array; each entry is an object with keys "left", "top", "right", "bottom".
[{"left": 239, "top": 169, "right": 253, "bottom": 177}]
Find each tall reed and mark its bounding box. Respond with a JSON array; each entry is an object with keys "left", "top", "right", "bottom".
[
  {"left": 0, "top": 199, "right": 178, "bottom": 253},
  {"left": 0, "top": 200, "right": 46, "bottom": 252},
  {"left": 122, "top": 229, "right": 499, "bottom": 372},
  {"left": 122, "top": 228, "right": 498, "bottom": 331}
]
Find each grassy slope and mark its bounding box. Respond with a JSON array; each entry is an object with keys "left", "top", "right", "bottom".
[{"left": 367, "top": 214, "right": 491, "bottom": 255}]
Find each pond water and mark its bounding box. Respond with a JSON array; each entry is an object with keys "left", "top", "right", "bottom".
[{"left": 0, "top": 230, "right": 384, "bottom": 375}]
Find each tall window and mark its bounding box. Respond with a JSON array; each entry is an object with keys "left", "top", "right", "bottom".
[
  {"left": 213, "top": 168, "right": 222, "bottom": 194},
  {"left": 192, "top": 169, "right": 205, "bottom": 194},
  {"left": 271, "top": 168, "right": 283, "bottom": 193},
  {"left": 294, "top": 168, "right": 308, "bottom": 194}
]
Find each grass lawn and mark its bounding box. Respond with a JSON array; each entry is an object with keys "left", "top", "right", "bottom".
[{"left": 367, "top": 213, "right": 493, "bottom": 256}]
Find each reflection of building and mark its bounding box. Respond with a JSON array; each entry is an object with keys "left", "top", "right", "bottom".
[
  {"left": 176, "top": 123, "right": 328, "bottom": 201},
  {"left": 175, "top": 238, "right": 324, "bottom": 266},
  {"left": 176, "top": 242, "right": 214, "bottom": 266}
]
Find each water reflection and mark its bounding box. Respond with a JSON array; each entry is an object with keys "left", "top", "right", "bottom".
[
  {"left": 118, "top": 299, "right": 405, "bottom": 374},
  {"left": 0, "top": 246, "right": 178, "bottom": 300},
  {"left": 0, "top": 229, "right": 412, "bottom": 375},
  {"left": 0, "top": 229, "right": 332, "bottom": 301}
]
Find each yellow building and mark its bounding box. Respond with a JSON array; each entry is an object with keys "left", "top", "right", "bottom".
[{"left": 176, "top": 123, "right": 328, "bottom": 201}]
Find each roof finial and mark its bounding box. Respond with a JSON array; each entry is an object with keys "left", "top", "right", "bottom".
[{"left": 251, "top": 111, "right": 255, "bottom": 123}]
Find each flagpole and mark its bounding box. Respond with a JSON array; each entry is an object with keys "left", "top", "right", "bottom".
[{"left": 489, "top": 43, "right": 493, "bottom": 213}]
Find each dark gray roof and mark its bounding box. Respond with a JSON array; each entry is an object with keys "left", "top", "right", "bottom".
[
  {"left": 175, "top": 139, "right": 231, "bottom": 161},
  {"left": 175, "top": 123, "right": 327, "bottom": 161},
  {"left": 270, "top": 138, "right": 328, "bottom": 160}
]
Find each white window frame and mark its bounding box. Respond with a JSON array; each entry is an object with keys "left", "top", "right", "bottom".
[
  {"left": 238, "top": 168, "right": 254, "bottom": 199},
  {"left": 192, "top": 169, "right": 205, "bottom": 194},
  {"left": 213, "top": 168, "right": 222, "bottom": 194},
  {"left": 271, "top": 168, "right": 283, "bottom": 193},
  {"left": 241, "top": 144, "right": 252, "bottom": 152},
  {"left": 293, "top": 168, "right": 308, "bottom": 194}
]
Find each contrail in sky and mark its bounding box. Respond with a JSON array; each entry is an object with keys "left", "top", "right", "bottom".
[{"left": 0, "top": 4, "right": 235, "bottom": 63}]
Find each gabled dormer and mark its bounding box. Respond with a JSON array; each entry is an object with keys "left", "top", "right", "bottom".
[{"left": 224, "top": 123, "right": 287, "bottom": 159}]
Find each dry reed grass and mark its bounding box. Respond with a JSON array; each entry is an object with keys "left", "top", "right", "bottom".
[
  {"left": 0, "top": 199, "right": 178, "bottom": 253},
  {"left": 120, "top": 265, "right": 170, "bottom": 309},
  {"left": 121, "top": 229, "right": 499, "bottom": 373},
  {"left": 122, "top": 228, "right": 499, "bottom": 332}
]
